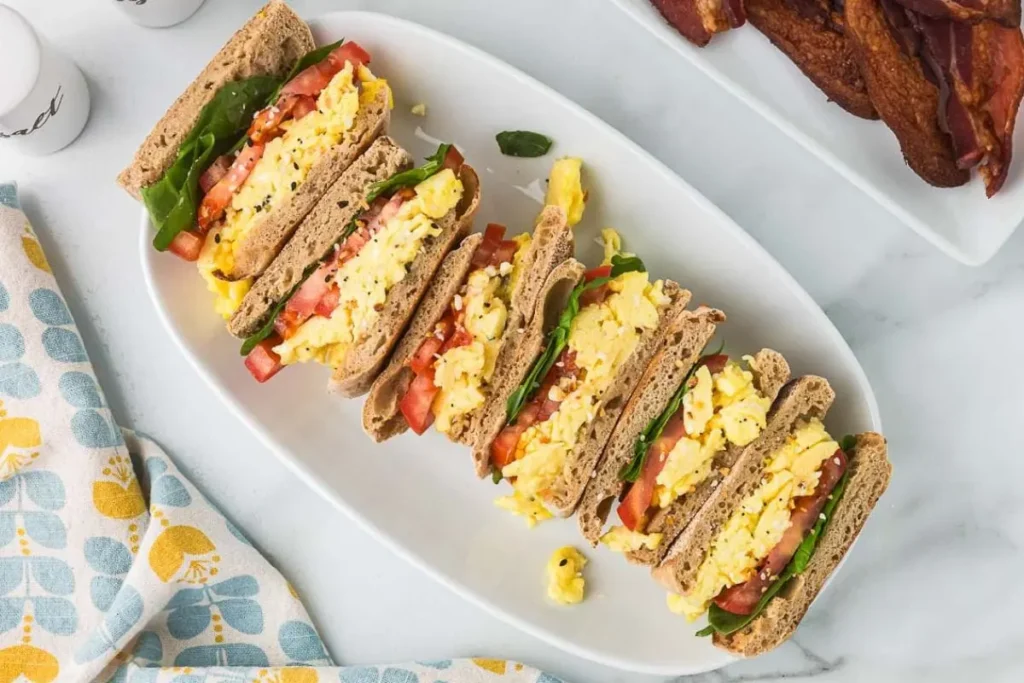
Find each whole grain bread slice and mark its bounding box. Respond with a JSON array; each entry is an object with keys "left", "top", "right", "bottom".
[
  {"left": 228, "top": 136, "right": 412, "bottom": 339},
  {"left": 118, "top": 0, "right": 314, "bottom": 199},
  {"left": 361, "top": 232, "right": 483, "bottom": 442},
  {"left": 362, "top": 205, "right": 574, "bottom": 444},
  {"left": 229, "top": 85, "right": 391, "bottom": 280},
  {"left": 576, "top": 306, "right": 726, "bottom": 546},
  {"left": 713, "top": 432, "right": 891, "bottom": 657},
  {"left": 543, "top": 282, "right": 692, "bottom": 517},
  {"left": 470, "top": 259, "right": 587, "bottom": 477},
  {"left": 652, "top": 375, "right": 836, "bottom": 594},
  {"left": 330, "top": 164, "right": 482, "bottom": 398},
  {"left": 629, "top": 348, "right": 792, "bottom": 566}
]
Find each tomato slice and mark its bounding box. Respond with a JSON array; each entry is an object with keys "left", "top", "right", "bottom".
[
  {"left": 585, "top": 264, "right": 612, "bottom": 282},
  {"left": 442, "top": 145, "right": 465, "bottom": 171},
  {"left": 699, "top": 353, "right": 729, "bottom": 375},
  {"left": 291, "top": 95, "right": 318, "bottom": 119},
  {"left": 471, "top": 224, "right": 506, "bottom": 268},
  {"left": 244, "top": 336, "right": 285, "bottom": 383},
  {"left": 199, "top": 155, "right": 234, "bottom": 194},
  {"left": 491, "top": 239, "right": 519, "bottom": 266},
  {"left": 714, "top": 447, "right": 848, "bottom": 615},
  {"left": 281, "top": 41, "right": 371, "bottom": 98},
  {"left": 617, "top": 412, "right": 686, "bottom": 531},
  {"left": 410, "top": 336, "right": 444, "bottom": 376},
  {"left": 197, "top": 142, "right": 265, "bottom": 232},
  {"left": 313, "top": 285, "right": 339, "bottom": 318},
  {"left": 399, "top": 371, "right": 439, "bottom": 435},
  {"left": 167, "top": 231, "right": 204, "bottom": 262}
]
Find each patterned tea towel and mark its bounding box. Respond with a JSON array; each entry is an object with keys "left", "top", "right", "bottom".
[{"left": 0, "top": 182, "right": 565, "bottom": 683}]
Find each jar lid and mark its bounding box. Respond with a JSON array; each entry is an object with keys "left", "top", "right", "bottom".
[{"left": 0, "top": 6, "right": 42, "bottom": 117}]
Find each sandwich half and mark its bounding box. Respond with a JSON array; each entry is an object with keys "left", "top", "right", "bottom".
[
  {"left": 652, "top": 376, "right": 891, "bottom": 656},
  {"left": 236, "top": 139, "right": 480, "bottom": 393},
  {"left": 472, "top": 231, "right": 691, "bottom": 526},
  {"left": 121, "top": 0, "right": 391, "bottom": 319},
  {"left": 582, "top": 339, "right": 792, "bottom": 566},
  {"left": 362, "top": 205, "right": 575, "bottom": 444}
]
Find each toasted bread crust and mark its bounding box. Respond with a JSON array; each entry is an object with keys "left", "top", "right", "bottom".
[
  {"left": 713, "top": 432, "right": 891, "bottom": 656},
  {"left": 470, "top": 259, "right": 587, "bottom": 477},
  {"left": 118, "top": 1, "right": 314, "bottom": 199},
  {"left": 228, "top": 136, "right": 412, "bottom": 339},
  {"left": 747, "top": 0, "right": 877, "bottom": 119},
  {"left": 576, "top": 306, "right": 726, "bottom": 546},
  {"left": 627, "top": 349, "right": 792, "bottom": 565},
  {"left": 361, "top": 206, "right": 575, "bottom": 444},
  {"left": 329, "top": 164, "right": 481, "bottom": 398},
  {"left": 652, "top": 375, "right": 836, "bottom": 593},
  {"left": 845, "top": 0, "right": 970, "bottom": 187},
  {"left": 229, "top": 86, "right": 391, "bottom": 280}
]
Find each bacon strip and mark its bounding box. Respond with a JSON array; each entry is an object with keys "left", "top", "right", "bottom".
[
  {"left": 886, "top": 0, "right": 1020, "bottom": 28},
  {"left": 910, "top": 14, "right": 1024, "bottom": 196},
  {"left": 651, "top": 0, "right": 748, "bottom": 47},
  {"left": 713, "top": 448, "right": 848, "bottom": 615}
]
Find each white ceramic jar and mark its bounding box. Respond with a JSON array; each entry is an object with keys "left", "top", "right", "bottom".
[
  {"left": 112, "top": 0, "right": 208, "bottom": 28},
  {"left": 0, "top": 6, "right": 91, "bottom": 156}
]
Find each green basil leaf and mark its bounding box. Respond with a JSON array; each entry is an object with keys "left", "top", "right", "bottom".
[
  {"left": 365, "top": 143, "right": 452, "bottom": 205},
  {"left": 143, "top": 76, "right": 280, "bottom": 250},
  {"left": 239, "top": 261, "right": 319, "bottom": 356},
  {"left": 839, "top": 433, "right": 857, "bottom": 453},
  {"left": 492, "top": 469, "right": 504, "bottom": 484},
  {"left": 496, "top": 130, "right": 553, "bottom": 158},
  {"left": 696, "top": 467, "right": 851, "bottom": 638},
  {"left": 505, "top": 253, "right": 646, "bottom": 423},
  {"left": 269, "top": 39, "right": 345, "bottom": 103}
]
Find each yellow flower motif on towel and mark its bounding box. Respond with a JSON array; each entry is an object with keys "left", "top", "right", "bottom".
[
  {"left": 472, "top": 659, "right": 507, "bottom": 675},
  {"left": 21, "top": 224, "right": 51, "bottom": 274},
  {"left": 92, "top": 454, "right": 145, "bottom": 520},
  {"left": 0, "top": 404, "right": 41, "bottom": 477},
  {"left": 0, "top": 644, "right": 59, "bottom": 683},
  {"left": 258, "top": 668, "right": 318, "bottom": 683},
  {"left": 149, "top": 524, "right": 218, "bottom": 583}
]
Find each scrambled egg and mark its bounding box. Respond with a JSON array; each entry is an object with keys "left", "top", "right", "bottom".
[
  {"left": 495, "top": 491, "right": 553, "bottom": 528},
  {"left": 667, "top": 418, "right": 838, "bottom": 620},
  {"left": 600, "top": 526, "right": 663, "bottom": 553},
  {"left": 274, "top": 169, "right": 463, "bottom": 366},
  {"left": 546, "top": 546, "right": 587, "bottom": 605},
  {"left": 501, "top": 237, "right": 668, "bottom": 513},
  {"left": 433, "top": 267, "right": 511, "bottom": 432},
  {"left": 544, "top": 157, "right": 585, "bottom": 227},
  {"left": 652, "top": 361, "right": 771, "bottom": 509},
  {"left": 198, "top": 63, "right": 387, "bottom": 318},
  {"left": 410, "top": 103, "right": 427, "bottom": 116}
]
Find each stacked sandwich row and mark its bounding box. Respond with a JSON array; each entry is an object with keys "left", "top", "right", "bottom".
[{"left": 118, "top": 0, "right": 892, "bottom": 658}]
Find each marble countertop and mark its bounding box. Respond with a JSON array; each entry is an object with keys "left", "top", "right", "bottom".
[{"left": 3, "top": 0, "right": 1022, "bottom": 681}]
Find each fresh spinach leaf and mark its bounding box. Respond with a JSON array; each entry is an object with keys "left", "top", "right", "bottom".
[
  {"left": 143, "top": 76, "right": 280, "bottom": 250},
  {"left": 269, "top": 39, "right": 345, "bottom": 103},
  {"left": 496, "top": 130, "right": 553, "bottom": 157},
  {"left": 366, "top": 143, "right": 452, "bottom": 204},
  {"left": 504, "top": 253, "right": 646, "bottom": 423},
  {"left": 492, "top": 469, "right": 504, "bottom": 484},
  {"left": 697, "top": 466, "right": 851, "bottom": 637},
  {"left": 239, "top": 261, "right": 319, "bottom": 356},
  {"left": 622, "top": 361, "right": 700, "bottom": 483}
]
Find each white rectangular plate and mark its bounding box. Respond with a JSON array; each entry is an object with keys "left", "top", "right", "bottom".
[
  {"left": 141, "top": 11, "right": 882, "bottom": 675},
  {"left": 610, "top": 0, "right": 1024, "bottom": 265}
]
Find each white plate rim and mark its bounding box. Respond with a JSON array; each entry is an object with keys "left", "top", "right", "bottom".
[
  {"left": 139, "top": 10, "right": 883, "bottom": 675},
  {"left": 606, "top": 0, "right": 1016, "bottom": 266}
]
